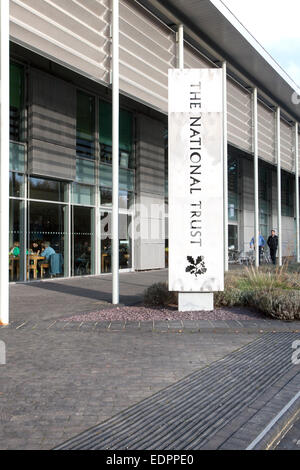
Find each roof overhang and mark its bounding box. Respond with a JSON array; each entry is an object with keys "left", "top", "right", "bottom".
[{"left": 138, "top": 0, "right": 300, "bottom": 122}]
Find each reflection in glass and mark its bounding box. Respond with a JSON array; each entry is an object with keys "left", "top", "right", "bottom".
[
  {"left": 72, "top": 206, "right": 94, "bottom": 276},
  {"left": 29, "top": 177, "right": 67, "bottom": 202},
  {"left": 228, "top": 225, "right": 238, "bottom": 251},
  {"left": 72, "top": 183, "right": 94, "bottom": 206},
  {"left": 100, "top": 187, "right": 134, "bottom": 210},
  {"left": 76, "top": 91, "right": 95, "bottom": 159},
  {"left": 9, "top": 142, "right": 25, "bottom": 172},
  {"left": 10, "top": 172, "right": 25, "bottom": 198},
  {"left": 10, "top": 62, "right": 25, "bottom": 143},
  {"left": 100, "top": 211, "right": 132, "bottom": 272},
  {"left": 119, "top": 213, "right": 132, "bottom": 269},
  {"left": 101, "top": 211, "right": 111, "bottom": 273}
]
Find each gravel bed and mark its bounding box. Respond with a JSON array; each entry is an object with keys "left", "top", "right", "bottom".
[{"left": 62, "top": 305, "right": 265, "bottom": 323}]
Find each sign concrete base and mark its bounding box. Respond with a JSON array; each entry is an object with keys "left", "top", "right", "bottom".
[{"left": 178, "top": 292, "right": 214, "bottom": 312}]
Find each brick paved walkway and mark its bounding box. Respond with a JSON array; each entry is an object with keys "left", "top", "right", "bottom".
[
  {"left": 9, "top": 270, "right": 168, "bottom": 322},
  {"left": 55, "top": 332, "right": 300, "bottom": 450},
  {"left": 0, "top": 321, "right": 258, "bottom": 450},
  {"left": 2, "top": 269, "right": 299, "bottom": 450}
]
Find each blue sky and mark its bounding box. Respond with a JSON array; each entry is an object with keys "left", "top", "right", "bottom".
[{"left": 222, "top": 0, "right": 300, "bottom": 87}]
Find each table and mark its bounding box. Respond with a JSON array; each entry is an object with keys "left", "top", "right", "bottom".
[{"left": 9, "top": 255, "right": 45, "bottom": 281}]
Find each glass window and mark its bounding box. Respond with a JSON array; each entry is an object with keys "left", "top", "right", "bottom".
[
  {"left": 76, "top": 158, "right": 95, "bottom": 185},
  {"left": 100, "top": 164, "right": 134, "bottom": 192},
  {"left": 10, "top": 172, "right": 25, "bottom": 198},
  {"left": 259, "top": 164, "right": 271, "bottom": 239},
  {"left": 99, "top": 187, "right": 134, "bottom": 210},
  {"left": 119, "top": 213, "right": 132, "bottom": 270},
  {"left": 72, "top": 183, "right": 94, "bottom": 206},
  {"left": 10, "top": 142, "right": 25, "bottom": 172},
  {"left": 228, "top": 225, "right": 238, "bottom": 251},
  {"left": 29, "top": 177, "right": 68, "bottom": 202},
  {"left": 29, "top": 201, "right": 67, "bottom": 279},
  {"left": 100, "top": 187, "right": 112, "bottom": 207},
  {"left": 76, "top": 90, "right": 95, "bottom": 159},
  {"left": 72, "top": 206, "right": 94, "bottom": 276},
  {"left": 281, "top": 171, "right": 294, "bottom": 217},
  {"left": 228, "top": 156, "right": 239, "bottom": 221},
  {"left": 99, "top": 100, "right": 134, "bottom": 169},
  {"left": 10, "top": 62, "right": 25, "bottom": 143},
  {"left": 100, "top": 211, "right": 132, "bottom": 272},
  {"left": 9, "top": 199, "right": 25, "bottom": 282}
]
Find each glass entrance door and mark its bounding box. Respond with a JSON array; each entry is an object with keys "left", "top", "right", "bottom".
[{"left": 71, "top": 206, "right": 94, "bottom": 276}]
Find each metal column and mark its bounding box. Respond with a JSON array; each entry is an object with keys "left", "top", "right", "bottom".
[
  {"left": 253, "top": 88, "right": 259, "bottom": 268},
  {"left": 0, "top": 0, "right": 10, "bottom": 324},
  {"left": 112, "top": 0, "right": 119, "bottom": 304},
  {"left": 223, "top": 62, "right": 228, "bottom": 271},
  {"left": 176, "top": 24, "right": 184, "bottom": 69},
  {"left": 276, "top": 107, "right": 282, "bottom": 266},
  {"left": 295, "top": 123, "right": 300, "bottom": 263}
]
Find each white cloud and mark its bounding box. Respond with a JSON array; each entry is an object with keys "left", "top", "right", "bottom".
[{"left": 221, "top": 0, "right": 300, "bottom": 85}]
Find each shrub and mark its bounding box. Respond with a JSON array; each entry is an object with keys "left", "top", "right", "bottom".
[
  {"left": 245, "top": 289, "right": 300, "bottom": 321},
  {"left": 214, "top": 288, "right": 245, "bottom": 307},
  {"left": 143, "top": 282, "right": 177, "bottom": 307}
]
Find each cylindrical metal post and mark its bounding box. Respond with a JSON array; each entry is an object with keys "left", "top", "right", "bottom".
[
  {"left": 253, "top": 88, "right": 259, "bottom": 268},
  {"left": 177, "top": 24, "right": 184, "bottom": 69},
  {"left": 112, "top": 0, "right": 119, "bottom": 304},
  {"left": 0, "top": 0, "right": 10, "bottom": 325},
  {"left": 295, "top": 123, "right": 299, "bottom": 263},
  {"left": 276, "top": 107, "right": 282, "bottom": 266},
  {"left": 223, "top": 62, "right": 228, "bottom": 272}
]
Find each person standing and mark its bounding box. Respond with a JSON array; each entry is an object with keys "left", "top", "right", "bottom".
[
  {"left": 250, "top": 233, "right": 266, "bottom": 265},
  {"left": 267, "top": 229, "right": 278, "bottom": 265}
]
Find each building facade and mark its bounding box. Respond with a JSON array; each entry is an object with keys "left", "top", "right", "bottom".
[{"left": 4, "top": 0, "right": 300, "bottom": 283}]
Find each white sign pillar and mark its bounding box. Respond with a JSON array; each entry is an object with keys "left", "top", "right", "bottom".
[
  {"left": 295, "top": 123, "right": 300, "bottom": 263},
  {"left": 222, "top": 62, "right": 228, "bottom": 272},
  {"left": 168, "top": 69, "right": 224, "bottom": 312},
  {"left": 0, "top": 0, "right": 10, "bottom": 325}
]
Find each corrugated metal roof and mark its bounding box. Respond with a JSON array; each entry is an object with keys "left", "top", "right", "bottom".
[{"left": 138, "top": 0, "right": 300, "bottom": 122}]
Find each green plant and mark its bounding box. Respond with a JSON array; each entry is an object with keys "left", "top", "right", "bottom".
[
  {"left": 214, "top": 288, "right": 245, "bottom": 307},
  {"left": 245, "top": 289, "right": 300, "bottom": 321},
  {"left": 143, "top": 282, "right": 177, "bottom": 307}
]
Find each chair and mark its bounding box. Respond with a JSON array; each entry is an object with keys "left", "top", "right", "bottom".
[
  {"left": 9, "top": 257, "right": 14, "bottom": 281},
  {"left": 40, "top": 260, "right": 50, "bottom": 278},
  {"left": 49, "top": 253, "right": 63, "bottom": 276},
  {"left": 27, "top": 255, "right": 38, "bottom": 280}
]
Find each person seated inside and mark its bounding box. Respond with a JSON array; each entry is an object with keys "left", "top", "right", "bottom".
[
  {"left": 9, "top": 241, "right": 20, "bottom": 257},
  {"left": 40, "top": 241, "right": 56, "bottom": 263},
  {"left": 30, "top": 241, "right": 41, "bottom": 255}
]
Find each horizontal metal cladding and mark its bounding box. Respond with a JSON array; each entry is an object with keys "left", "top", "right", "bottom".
[
  {"left": 257, "top": 101, "right": 275, "bottom": 164},
  {"left": 280, "top": 118, "right": 293, "bottom": 172},
  {"left": 10, "top": 0, "right": 110, "bottom": 83},
  {"left": 28, "top": 68, "right": 76, "bottom": 180},
  {"left": 227, "top": 78, "right": 252, "bottom": 153},
  {"left": 184, "top": 43, "right": 212, "bottom": 69},
  {"left": 119, "top": 0, "right": 176, "bottom": 112}
]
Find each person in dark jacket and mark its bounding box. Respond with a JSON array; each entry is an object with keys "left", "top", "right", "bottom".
[{"left": 267, "top": 230, "right": 278, "bottom": 265}]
